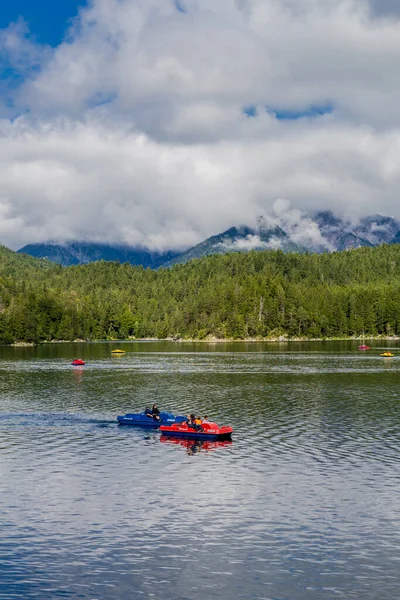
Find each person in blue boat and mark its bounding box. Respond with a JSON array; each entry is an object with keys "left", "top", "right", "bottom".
[
  {"left": 144, "top": 407, "right": 153, "bottom": 418},
  {"left": 152, "top": 403, "right": 161, "bottom": 421}
]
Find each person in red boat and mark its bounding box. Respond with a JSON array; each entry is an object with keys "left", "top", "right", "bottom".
[
  {"left": 191, "top": 414, "right": 203, "bottom": 432},
  {"left": 185, "top": 414, "right": 196, "bottom": 429},
  {"left": 183, "top": 414, "right": 203, "bottom": 431}
]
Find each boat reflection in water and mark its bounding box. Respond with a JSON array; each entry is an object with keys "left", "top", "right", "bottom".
[{"left": 160, "top": 435, "right": 232, "bottom": 455}]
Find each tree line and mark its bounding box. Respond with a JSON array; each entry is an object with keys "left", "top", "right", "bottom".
[{"left": 1, "top": 243, "right": 400, "bottom": 343}]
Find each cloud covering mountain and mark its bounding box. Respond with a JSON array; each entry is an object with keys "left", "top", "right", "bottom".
[
  {"left": 1, "top": 0, "right": 400, "bottom": 250},
  {"left": 162, "top": 209, "right": 400, "bottom": 267},
  {"left": 18, "top": 209, "right": 400, "bottom": 267}
]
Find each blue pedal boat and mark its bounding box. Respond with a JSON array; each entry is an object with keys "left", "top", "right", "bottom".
[{"left": 117, "top": 411, "right": 186, "bottom": 428}]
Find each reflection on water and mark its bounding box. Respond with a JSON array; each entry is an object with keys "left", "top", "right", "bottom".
[
  {"left": 160, "top": 436, "right": 233, "bottom": 456},
  {"left": 0, "top": 341, "right": 400, "bottom": 599}
]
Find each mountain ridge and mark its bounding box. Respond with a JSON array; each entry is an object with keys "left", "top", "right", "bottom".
[
  {"left": 17, "top": 242, "right": 180, "bottom": 269},
  {"left": 17, "top": 212, "right": 400, "bottom": 268}
]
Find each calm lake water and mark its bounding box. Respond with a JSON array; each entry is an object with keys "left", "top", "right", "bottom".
[{"left": 1, "top": 340, "right": 400, "bottom": 600}]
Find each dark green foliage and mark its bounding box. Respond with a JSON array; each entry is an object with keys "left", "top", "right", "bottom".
[{"left": 2, "top": 244, "right": 400, "bottom": 342}]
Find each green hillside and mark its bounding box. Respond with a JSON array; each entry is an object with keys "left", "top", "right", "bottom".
[
  {"left": 1, "top": 244, "right": 400, "bottom": 342},
  {"left": 0, "top": 245, "right": 57, "bottom": 276}
]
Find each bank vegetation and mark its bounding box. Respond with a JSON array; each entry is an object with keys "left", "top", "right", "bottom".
[{"left": 1, "top": 244, "right": 400, "bottom": 343}]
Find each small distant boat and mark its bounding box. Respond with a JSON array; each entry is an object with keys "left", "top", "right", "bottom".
[
  {"left": 358, "top": 345, "right": 370, "bottom": 350},
  {"left": 71, "top": 359, "right": 85, "bottom": 366},
  {"left": 111, "top": 349, "right": 125, "bottom": 354},
  {"left": 381, "top": 352, "right": 394, "bottom": 357}
]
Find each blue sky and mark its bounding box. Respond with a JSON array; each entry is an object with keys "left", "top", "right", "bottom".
[{"left": 0, "top": 0, "right": 83, "bottom": 46}]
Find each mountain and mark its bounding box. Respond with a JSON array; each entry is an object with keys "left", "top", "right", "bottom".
[
  {"left": 313, "top": 212, "right": 400, "bottom": 251},
  {"left": 17, "top": 242, "right": 181, "bottom": 268},
  {"left": 16, "top": 212, "right": 400, "bottom": 269},
  {"left": 164, "top": 212, "right": 400, "bottom": 267},
  {"left": 161, "top": 221, "right": 302, "bottom": 267},
  {"left": 352, "top": 214, "right": 400, "bottom": 246}
]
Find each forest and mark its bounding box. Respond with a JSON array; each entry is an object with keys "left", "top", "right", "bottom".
[{"left": 1, "top": 243, "right": 400, "bottom": 343}]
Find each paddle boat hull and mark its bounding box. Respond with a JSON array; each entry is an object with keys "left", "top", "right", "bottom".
[
  {"left": 117, "top": 411, "right": 186, "bottom": 428},
  {"left": 71, "top": 359, "right": 85, "bottom": 365},
  {"left": 159, "top": 421, "right": 233, "bottom": 441},
  {"left": 358, "top": 345, "right": 370, "bottom": 350}
]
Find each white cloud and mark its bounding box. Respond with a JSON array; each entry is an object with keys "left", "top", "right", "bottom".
[
  {"left": 20, "top": 0, "right": 400, "bottom": 129},
  {"left": 219, "top": 234, "right": 277, "bottom": 252},
  {"left": 267, "top": 200, "right": 335, "bottom": 250},
  {"left": 0, "top": 19, "right": 49, "bottom": 73},
  {"left": 1, "top": 0, "right": 400, "bottom": 249}
]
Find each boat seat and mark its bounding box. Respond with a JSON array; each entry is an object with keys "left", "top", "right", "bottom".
[{"left": 201, "top": 422, "right": 218, "bottom": 431}]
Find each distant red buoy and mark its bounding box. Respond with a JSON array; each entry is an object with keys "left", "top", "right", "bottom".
[{"left": 72, "top": 359, "right": 85, "bottom": 365}]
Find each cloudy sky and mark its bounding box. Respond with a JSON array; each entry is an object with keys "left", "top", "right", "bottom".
[{"left": 1, "top": 0, "right": 400, "bottom": 250}]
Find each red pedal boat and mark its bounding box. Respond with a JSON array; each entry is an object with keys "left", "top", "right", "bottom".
[
  {"left": 159, "top": 421, "right": 232, "bottom": 441},
  {"left": 71, "top": 359, "right": 85, "bottom": 366}
]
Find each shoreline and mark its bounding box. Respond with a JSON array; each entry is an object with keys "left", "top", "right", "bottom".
[{"left": 9, "top": 335, "right": 400, "bottom": 346}]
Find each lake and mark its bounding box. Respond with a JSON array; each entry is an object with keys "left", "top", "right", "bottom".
[{"left": 0, "top": 340, "right": 400, "bottom": 600}]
